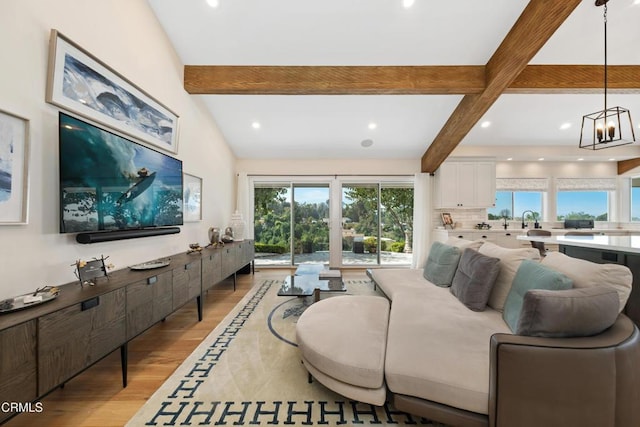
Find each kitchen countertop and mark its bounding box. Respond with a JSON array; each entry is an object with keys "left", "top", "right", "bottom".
[
  {"left": 437, "top": 228, "right": 640, "bottom": 235},
  {"left": 517, "top": 234, "right": 640, "bottom": 254}
]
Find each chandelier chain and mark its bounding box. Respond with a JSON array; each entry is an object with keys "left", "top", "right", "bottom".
[{"left": 603, "top": 3, "right": 608, "bottom": 113}]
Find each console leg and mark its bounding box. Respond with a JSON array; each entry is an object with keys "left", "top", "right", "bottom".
[
  {"left": 196, "top": 296, "right": 202, "bottom": 321},
  {"left": 121, "top": 343, "right": 128, "bottom": 388}
]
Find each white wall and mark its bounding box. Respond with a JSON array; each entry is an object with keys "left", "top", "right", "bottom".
[
  {"left": 496, "top": 161, "right": 618, "bottom": 178},
  {"left": 236, "top": 158, "right": 421, "bottom": 176},
  {"left": 0, "top": 0, "right": 236, "bottom": 299}
]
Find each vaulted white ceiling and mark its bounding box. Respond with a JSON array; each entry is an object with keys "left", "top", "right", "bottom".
[{"left": 147, "top": 0, "right": 640, "bottom": 163}]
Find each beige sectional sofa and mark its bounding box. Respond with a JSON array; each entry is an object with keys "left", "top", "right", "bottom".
[{"left": 296, "top": 239, "right": 640, "bottom": 427}]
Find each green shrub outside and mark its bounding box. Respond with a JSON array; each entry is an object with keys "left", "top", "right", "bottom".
[
  {"left": 391, "top": 241, "right": 405, "bottom": 253},
  {"left": 255, "top": 243, "right": 288, "bottom": 254}
]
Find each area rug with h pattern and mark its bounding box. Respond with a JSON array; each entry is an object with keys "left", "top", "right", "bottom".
[{"left": 127, "top": 276, "right": 447, "bottom": 426}]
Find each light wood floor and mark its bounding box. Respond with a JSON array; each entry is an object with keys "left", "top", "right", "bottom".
[{"left": 4, "top": 268, "right": 297, "bottom": 427}]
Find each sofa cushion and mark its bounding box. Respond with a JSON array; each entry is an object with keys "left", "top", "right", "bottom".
[
  {"left": 503, "top": 260, "right": 573, "bottom": 332},
  {"left": 446, "top": 237, "right": 484, "bottom": 251},
  {"left": 517, "top": 286, "right": 620, "bottom": 337},
  {"left": 296, "top": 295, "right": 390, "bottom": 391},
  {"left": 478, "top": 242, "right": 541, "bottom": 312},
  {"left": 540, "top": 251, "right": 632, "bottom": 312},
  {"left": 423, "top": 241, "right": 461, "bottom": 287},
  {"left": 450, "top": 248, "right": 501, "bottom": 311},
  {"left": 369, "top": 268, "right": 432, "bottom": 300},
  {"left": 385, "top": 285, "right": 512, "bottom": 415}
]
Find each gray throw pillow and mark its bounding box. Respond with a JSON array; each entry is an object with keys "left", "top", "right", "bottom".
[
  {"left": 503, "top": 260, "right": 573, "bottom": 332},
  {"left": 450, "top": 248, "right": 501, "bottom": 311},
  {"left": 423, "top": 241, "right": 461, "bottom": 287},
  {"left": 517, "top": 287, "right": 620, "bottom": 338}
]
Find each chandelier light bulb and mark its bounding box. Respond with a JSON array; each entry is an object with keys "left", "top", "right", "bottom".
[{"left": 596, "top": 123, "right": 604, "bottom": 141}]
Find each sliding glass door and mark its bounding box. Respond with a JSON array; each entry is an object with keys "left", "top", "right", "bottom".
[
  {"left": 340, "top": 182, "right": 413, "bottom": 266},
  {"left": 292, "top": 184, "right": 330, "bottom": 265},
  {"left": 252, "top": 177, "right": 413, "bottom": 267},
  {"left": 341, "top": 184, "right": 379, "bottom": 265},
  {"left": 253, "top": 183, "right": 292, "bottom": 266}
]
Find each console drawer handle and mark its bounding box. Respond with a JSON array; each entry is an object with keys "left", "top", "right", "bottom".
[
  {"left": 81, "top": 297, "right": 100, "bottom": 311},
  {"left": 147, "top": 276, "right": 157, "bottom": 285}
]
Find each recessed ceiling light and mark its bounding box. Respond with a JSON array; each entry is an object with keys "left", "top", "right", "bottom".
[
  {"left": 251, "top": 121, "right": 260, "bottom": 129},
  {"left": 361, "top": 139, "right": 374, "bottom": 148},
  {"left": 609, "top": 158, "right": 616, "bottom": 161},
  {"left": 560, "top": 123, "right": 571, "bottom": 130},
  {"left": 403, "top": 0, "right": 415, "bottom": 8},
  {"left": 577, "top": 158, "right": 584, "bottom": 161},
  {"left": 538, "top": 157, "right": 544, "bottom": 161},
  {"left": 506, "top": 157, "right": 513, "bottom": 161},
  {"left": 368, "top": 122, "right": 377, "bottom": 130},
  {"left": 634, "top": 0, "right": 640, "bottom": 6},
  {"left": 480, "top": 121, "right": 491, "bottom": 128},
  {"left": 206, "top": 0, "right": 219, "bottom": 7}
]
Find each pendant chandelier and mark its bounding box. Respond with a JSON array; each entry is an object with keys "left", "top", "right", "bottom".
[{"left": 579, "top": 0, "right": 635, "bottom": 150}]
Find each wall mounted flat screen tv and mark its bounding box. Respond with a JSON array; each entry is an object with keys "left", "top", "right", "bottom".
[{"left": 59, "top": 112, "right": 183, "bottom": 233}]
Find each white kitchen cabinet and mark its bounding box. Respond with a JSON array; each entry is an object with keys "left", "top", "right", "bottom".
[
  {"left": 434, "top": 161, "right": 496, "bottom": 208},
  {"left": 448, "top": 231, "right": 497, "bottom": 243},
  {"left": 495, "top": 231, "right": 526, "bottom": 249}
]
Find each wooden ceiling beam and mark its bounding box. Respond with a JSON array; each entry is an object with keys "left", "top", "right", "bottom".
[
  {"left": 618, "top": 158, "right": 640, "bottom": 175},
  {"left": 184, "top": 65, "right": 486, "bottom": 95},
  {"left": 420, "top": 0, "right": 583, "bottom": 173},
  {"left": 507, "top": 65, "right": 640, "bottom": 94},
  {"left": 183, "top": 64, "right": 640, "bottom": 95}
]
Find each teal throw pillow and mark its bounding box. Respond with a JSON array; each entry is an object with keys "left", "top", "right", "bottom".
[
  {"left": 503, "top": 259, "right": 573, "bottom": 332},
  {"left": 423, "top": 241, "right": 462, "bottom": 287}
]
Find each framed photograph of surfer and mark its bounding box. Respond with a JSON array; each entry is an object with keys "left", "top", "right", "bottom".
[
  {"left": 46, "top": 29, "right": 180, "bottom": 154},
  {"left": 0, "top": 109, "right": 30, "bottom": 225},
  {"left": 183, "top": 173, "right": 202, "bottom": 222}
]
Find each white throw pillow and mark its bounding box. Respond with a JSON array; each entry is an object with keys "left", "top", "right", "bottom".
[
  {"left": 540, "top": 251, "right": 632, "bottom": 313},
  {"left": 478, "top": 242, "right": 541, "bottom": 312}
]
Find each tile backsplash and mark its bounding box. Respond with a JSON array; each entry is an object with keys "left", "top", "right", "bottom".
[{"left": 433, "top": 208, "right": 640, "bottom": 231}]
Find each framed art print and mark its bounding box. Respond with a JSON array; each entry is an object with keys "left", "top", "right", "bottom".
[
  {"left": 441, "top": 212, "right": 453, "bottom": 228},
  {"left": 183, "top": 173, "right": 202, "bottom": 222},
  {"left": 46, "top": 29, "right": 180, "bottom": 154},
  {"left": 0, "top": 109, "right": 30, "bottom": 224}
]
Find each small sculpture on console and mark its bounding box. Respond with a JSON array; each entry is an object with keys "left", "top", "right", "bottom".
[
  {"left": 221, "top": 226, "right": 234, "bottom": 243},
  {"left": 187, "top": 243, "right": 204, "bottom": 254},
  {"left": 73, "top": 255, "right": 113, "bottom": 287},
  {"left": 206, "top": 227, "right": 224, "bottom": 248}
]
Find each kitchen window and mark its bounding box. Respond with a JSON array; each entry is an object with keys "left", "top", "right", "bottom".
[
  {"left": 556, "top": 191, "right": 608, "bottom": 221},
  {"left": 488, "top": 191, "right": 543, "bottom": 221},
  {"left": 555, "top": 178, "right": 615, "bottom": 222},
  {"left": 631, "top": 178, "right": 640, "bottom": 221}
]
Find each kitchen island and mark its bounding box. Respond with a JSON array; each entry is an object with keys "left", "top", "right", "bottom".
[{"left": 517, "top": 234, "right": 640, "bottom": 326}]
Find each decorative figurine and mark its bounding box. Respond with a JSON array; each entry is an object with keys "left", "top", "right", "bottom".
[
  {"left": 187, "top": 243, "right": 203, "bottom": 254},
  {"left": 73, "top": 255, "right": 113, "bottom": 287},
  {"left": 221, "top": 226, "right": 234, "bottom": 243},
  {"left": 206, "top": 227, "right": 223, "bottom": 248}
]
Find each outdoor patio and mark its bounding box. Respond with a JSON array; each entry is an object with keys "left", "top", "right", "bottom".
[{"left": 255, "top": 250, "right": 413, "bottom": 266}]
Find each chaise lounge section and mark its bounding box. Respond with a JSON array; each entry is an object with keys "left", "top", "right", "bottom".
[{"left": 296, "top": 239, "right": 640, "bottom": 427}]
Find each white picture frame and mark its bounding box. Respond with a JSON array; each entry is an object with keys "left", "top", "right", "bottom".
[
  {"left": 183, "top": 173, "right": 202, "bottom": 222},
  {"left": 46, "top": 29, "right": 180, "bottom": 154},
  {"left": 0, "top": 109, "right": 30, "bottom": 224}
]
